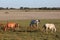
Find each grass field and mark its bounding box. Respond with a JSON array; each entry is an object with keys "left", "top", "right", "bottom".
[{"left": 0, "top": 19, "right": 60, "bottom": 40}]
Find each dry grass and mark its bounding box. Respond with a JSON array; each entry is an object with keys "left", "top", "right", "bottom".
[{"left": 0, "top": 10, "right": 60, "bottom": 20}]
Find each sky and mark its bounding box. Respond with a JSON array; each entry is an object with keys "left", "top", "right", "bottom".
[{"left": 0, "top": 0, "right": 60, "bottom": 8}]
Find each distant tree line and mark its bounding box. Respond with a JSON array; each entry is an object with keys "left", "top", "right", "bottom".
[
  {"left": 0, "top": 7, "right": 60, "bottom": 10},
  {"left": 20, "top": 7, "right": 60, "bottom": 10}
]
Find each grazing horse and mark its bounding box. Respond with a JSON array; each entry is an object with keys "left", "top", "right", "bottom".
[
  {"left": 30, "top": 19, "right": 40, "bottom": 29},
  {"left": 4, "top": 22, "right": 19, "bottom": 31},
  {"left": 43, "top": 23, "right": 56, "bottom": 32}
]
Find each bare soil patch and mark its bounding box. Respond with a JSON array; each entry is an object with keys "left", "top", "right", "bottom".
[{"left": 0, "top": 10, "right": 60, "bottom": 20}]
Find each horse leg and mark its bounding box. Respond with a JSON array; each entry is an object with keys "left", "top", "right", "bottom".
[
  {"left": 36, "top": 23, "right": 38, "bottom": 30},
  {"left": 53, "top": 27, "right": 56, "bottom": 32},
  {"left": 46, "top": 27, "right": 48, "bottom": 33},
  {"left": 4, "top": 27, "right": 7, "bottom": 31},
  {"left": 52, "top": 28, "right": 56, "bottom": 32},
  {"left": 54, "top": 28, "right": 56, "bottom": 32},
  {"left": 51, "top": 28, "right": 53, "bottom": 33},
  {"left": 13, "top": 27, "right": 15, "bottom": 32},
  {"left": 4, "top": 28, "right": 6, "bottom": 31}
]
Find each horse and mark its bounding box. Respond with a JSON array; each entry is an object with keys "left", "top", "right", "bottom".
[
  {"left": 4, "top": 22, "right": 19, "bottom": 31},
  {"left": 30, "top": 19, "right": 40, "bottom": 29},
  {"left": 43, "top": 23, "right": 56, "bottom": 32}
]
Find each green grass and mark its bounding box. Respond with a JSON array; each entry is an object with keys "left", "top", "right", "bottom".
[{"left": 0, "top": 19, "right": 60, "bottom": 40}]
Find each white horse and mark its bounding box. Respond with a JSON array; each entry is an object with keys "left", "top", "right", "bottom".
[
  {"left": 30, "top": 19, "right": 40, "bottom": 29},
  {"left": 43, "top": 23, "right": 56, "bottom": 32}
]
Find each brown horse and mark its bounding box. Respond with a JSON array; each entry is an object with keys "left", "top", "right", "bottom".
[{"left": 4, "top": 22, "right": 19, "bottom": 31}]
